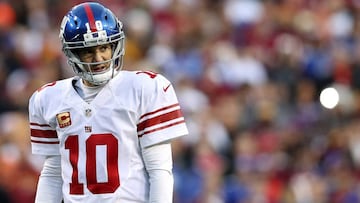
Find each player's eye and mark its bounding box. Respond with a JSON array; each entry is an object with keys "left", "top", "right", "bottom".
[
  {"left": 99, "top": 44, "right": 111, "bottom": 52},
  {"left": 76, "top": 48, "right": 94, "bottom": 61}
]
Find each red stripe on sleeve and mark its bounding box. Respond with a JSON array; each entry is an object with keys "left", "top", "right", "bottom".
[
  {"left": 31, "top": 129, "right": 58, "bottom": 138},
  {"left": 84, "top": 3, "right": 97, "bottom": 32},
  {"left": 139, "top": 104, "right": 180, "bottom": 120},
  {"left": 31, "top": 140, "right": 60, "bottom": 144},
  {"left": 137, "top": 109, "right": 183, "bottom": 132},
  {"left": 138, "top": 120, "right": 186, "bottom": 137},
  {"left": 30, "top": 122, "right": 51, "bottom": 127}
]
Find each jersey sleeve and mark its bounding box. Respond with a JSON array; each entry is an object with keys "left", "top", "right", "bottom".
[
  {"left": 29, "top": 90, "right": 60, "bottom": 155},
  {"left": 137, "top": 72, "right": 188, "bottom": 148}
]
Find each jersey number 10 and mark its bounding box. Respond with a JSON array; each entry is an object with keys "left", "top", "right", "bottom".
[{"left": 65, "top": 133, "right": 120, "bottom": 195}]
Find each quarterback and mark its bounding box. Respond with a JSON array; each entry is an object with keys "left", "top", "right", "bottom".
[{"left": 28, "top": 2, "right": 188, "bottom": 203}]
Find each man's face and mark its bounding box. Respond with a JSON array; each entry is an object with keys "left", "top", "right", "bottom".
[
  {"left": 77, "top": 44, "right": 112, "bottom": 73},
  {"left": 75, "top": 44, "right": 113, "bottom": 86}
]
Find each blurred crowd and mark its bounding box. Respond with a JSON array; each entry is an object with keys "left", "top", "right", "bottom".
[{"left": 1, "top": 0, "right": 360, "bottom": 202}]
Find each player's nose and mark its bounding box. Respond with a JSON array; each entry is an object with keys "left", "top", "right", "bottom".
[{"left": 93, "top": 52, "right": 105, "bottom": 62}]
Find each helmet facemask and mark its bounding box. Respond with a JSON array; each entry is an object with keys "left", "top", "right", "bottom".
[{"left": 65, "top": 33, "right": 125, "bottom": 86}]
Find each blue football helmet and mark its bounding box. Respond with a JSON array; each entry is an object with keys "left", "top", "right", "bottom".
[{"left": 59, "top": 2, "right": 125, "bottom": 85}]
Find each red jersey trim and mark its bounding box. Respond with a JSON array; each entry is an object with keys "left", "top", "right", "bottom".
[
  {"left": 30, "top": 122, "right": 51, "bottom": 127},
  {"left": 31, "top": 129, "right": 58, "bottom": 138},
  {"left": 139, "top": 103, "right": 179, "bottom": 120},
  {"left": 31, "top": 139, "right": 60, "bottom": 144},
  {"left": 137, "top": 109, "right": 183, "bottom": 132},
  {"left": 138, "top": 120, "right": 186, "bottom": 137}
]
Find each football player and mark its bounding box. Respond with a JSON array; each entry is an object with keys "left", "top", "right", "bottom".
[{"left": 28, "top": 2, "right": 188, "bottom": 203}]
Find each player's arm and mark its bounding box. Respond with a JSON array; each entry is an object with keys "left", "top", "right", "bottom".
[
  {"left": 137, "top": 72, "right": 188, "bottom": 202},
  {"left": 29, "top": 86, "right": 63, "bottom": 202},
  {"left": 142, "top": 142, "right": 174, "bottom": 203},
  {"left": 35, "top": 155, "right": 63, "bottom": 203}
]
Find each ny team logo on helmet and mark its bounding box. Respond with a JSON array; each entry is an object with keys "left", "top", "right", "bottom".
[{"left": 59, "top": 2, "right": 125, "bottom": 85}]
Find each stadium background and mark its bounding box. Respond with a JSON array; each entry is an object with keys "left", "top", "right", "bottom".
[{"left": 1, "top": 0, "right": 360, "bottom": 202}]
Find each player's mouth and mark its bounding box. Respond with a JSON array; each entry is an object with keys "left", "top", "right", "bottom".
[{"left": 91, "top": 66, "right": 108, "bottom": 73}]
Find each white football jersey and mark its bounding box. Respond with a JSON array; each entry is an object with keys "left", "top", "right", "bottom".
[{"left": 29, "top": 70, "right": 188, "bottom": 203}]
